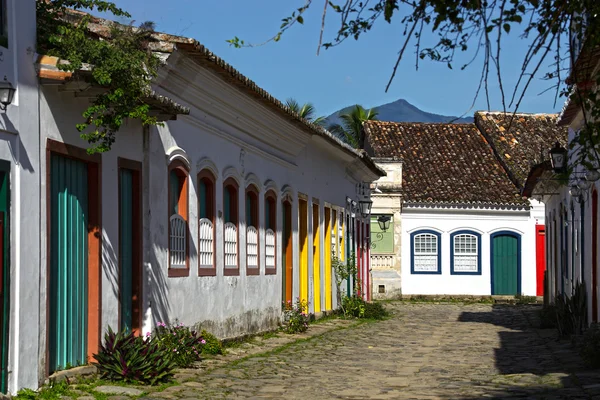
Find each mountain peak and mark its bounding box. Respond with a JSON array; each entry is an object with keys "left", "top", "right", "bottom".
[{"left": 325, "top": 99, "right": 473, "bottom": 126}]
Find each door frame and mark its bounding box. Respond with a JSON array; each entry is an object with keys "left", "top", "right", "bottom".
[
  {"left": 0, "top": 162, "right": 10, "bottom": 394},
  {"left": 45, "top": 139, "right": 101, "bottom": 375},
  {"left": 490, "top": 230, "right": 522, "bottom": 295},
  {"left": 117, "top": 158, "right": 142, "bottom": 335}
]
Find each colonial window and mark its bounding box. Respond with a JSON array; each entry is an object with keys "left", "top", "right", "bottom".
[
  {"left": 198, "top": 170, "right": 216, "bottom": 276},
  {"left": 223, "top": 178, "right": 239, "bottom": 275},
  {"left": 450, "top": 231, "right": 481, "bottom": 275},
  {"left": 246, "top": 184, "right": 260, "bottom": 275},
  {"left": 265, "top": 190, "right": 277, "bottom": 275},
  {"left": 411, "top": 230, "right": 441, "bottom": 274},
  {"left": 168, "top": 160, "right": 189, "bottom": 277}
]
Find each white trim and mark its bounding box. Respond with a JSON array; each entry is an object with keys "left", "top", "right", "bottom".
[
  {"left": 263, "top": 179, "right": 279, "bottom": 195},
  {"left": 245, "top": 172, "right": 262, "bottom": 191},
  {"left": 166, "top": 146, "right": 191, "bottom": 170},
  {"left": 196, "top": 157, "right": 219, "bottom": 177},
  {"left": 222, "top": 165, "right": 242, "bottom": 185}
]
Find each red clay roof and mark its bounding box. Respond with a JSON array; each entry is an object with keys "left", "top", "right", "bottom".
[
  {"left": 364, "top": 121, "right": 527, "bottom": 208},
  {"left": 474, "top": 112, "right": 568, "bottom": 191}
]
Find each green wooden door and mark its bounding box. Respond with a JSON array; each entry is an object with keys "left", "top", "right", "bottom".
[
  {"left": 120, "top": 169, "right": 134, "bottom": 332},
  {"left": 491, "top": 233, "right": 520, "bottom": 295},
  {"left": 0, "top": 169, "right": 9, "bottom": 393},
  {"left": 50, "top": 154, "right": 88, "bottom": 372}
]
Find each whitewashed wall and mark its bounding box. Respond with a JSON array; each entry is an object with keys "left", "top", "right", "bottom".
[
  {"left": 1, "top": 0, "right": 42, "bottom": 394},
  {"left": 543, "top": 116, "right": 599, "bottom": 323},
  {"left": 401, "top": 206, "right": 538, "bottom": 296}
]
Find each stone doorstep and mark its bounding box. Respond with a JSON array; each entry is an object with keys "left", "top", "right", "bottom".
[
  {"left": 45, "top": 365, "right": 98, "bottom": 385},
  {"left": 399, "top": 294, "right": 544, "bottom": 304}
]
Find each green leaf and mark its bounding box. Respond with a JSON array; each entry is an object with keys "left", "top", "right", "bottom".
[
  {"left": 503, "top": 23, "right": 510, "bottom": 33},
  {"left": 297, "top": 16, "right": 304, "bottom": 24}
]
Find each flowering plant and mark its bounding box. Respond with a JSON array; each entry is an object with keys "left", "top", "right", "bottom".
[
  {"left": 152, "top": 321, "right": 206, "bottom": 368},
  {"left": 282, "top": 298, "right": 310, "bottom": 334}
]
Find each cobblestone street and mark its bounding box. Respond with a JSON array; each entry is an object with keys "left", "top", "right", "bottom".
[{"left": 135, "top": 303, "right": 599, "bottom": 399}]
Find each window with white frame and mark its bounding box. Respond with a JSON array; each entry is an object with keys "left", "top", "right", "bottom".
[
  {"left": 451, "top": 231, "right": 481, "bottom": 274},
  {"left": 411, "top": 230, "right": 441, "bottom": 274}
]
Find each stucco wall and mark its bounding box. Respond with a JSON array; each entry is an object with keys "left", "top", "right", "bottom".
[
  {"left": 401, "top": 206, "right": 538, "bottom": 296},
  {"left": 37, "top": 50, "right": 371, "bottom": 344},
  {"left": 1, "top": 0, "right": 42, "bottom": 393}
]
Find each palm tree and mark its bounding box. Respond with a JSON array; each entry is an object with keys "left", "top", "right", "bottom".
[
  {"left": 285, "top": 98, "right": 326, "bottom": 126},
  {"left": 327, "top": 105, "right": 379, "bottom": 149}
]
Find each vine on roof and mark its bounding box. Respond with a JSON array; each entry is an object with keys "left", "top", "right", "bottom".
[{"left": 37, "top": 0, "right": 161, "bottom": 154}]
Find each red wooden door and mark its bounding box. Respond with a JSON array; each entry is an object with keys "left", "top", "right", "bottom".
[{"left": 536, "top": 225, "right": 546, "bottom": 296}]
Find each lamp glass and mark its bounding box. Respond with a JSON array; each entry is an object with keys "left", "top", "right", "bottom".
[
  {"left": 0, "top": 80, "right": 15, "bottom": 107},
  {"left": 570, "top": 186, "right": 582, "bottom": 197},
  {"left": 359, "top": 200, "right": 372, "bottom": 218},
  {"left": 577, "top": 178, "right": 592, "bottom": 190},
  {"left": 377, "top": 215, "right": 391, "bottom": 231},
  {"left": 586, "top": 170, "right": 600, "bottom": 182},
  {"left": 549, "top": 142, "right": 567, "bottom": 172}
]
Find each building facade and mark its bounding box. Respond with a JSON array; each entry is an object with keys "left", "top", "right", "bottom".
[{"left": 1, "top": 4, "right": 384, "bottom": 393}]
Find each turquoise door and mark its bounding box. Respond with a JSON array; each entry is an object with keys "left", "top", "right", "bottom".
[
  {"left": 491, "top": 232, "right": 521, "bottom": 295},
  {"left": 49, "top": 154, "right": 88, "bottom": 372},
  {"left": 119, "top": 165, "right": 141, "bottom": 334}
]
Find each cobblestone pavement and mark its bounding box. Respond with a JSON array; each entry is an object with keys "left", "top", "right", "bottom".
[{"left": 133, "top": 303, "right": 599, "bottom": 399}]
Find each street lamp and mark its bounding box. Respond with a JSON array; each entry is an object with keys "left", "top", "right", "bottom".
[
  {"left": 358, "top": 199, "right": 372, "bottom": 219},
  {"left": 549, "top": 142, "right": 568, "bottom": 173},
  {"left": 0, "top": 77, "right": 15, "bottom": 112},
  {"left": 376, "top": 215, "right": 391, "bottom": 232}
]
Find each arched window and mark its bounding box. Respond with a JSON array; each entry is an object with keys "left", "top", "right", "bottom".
[
  {"left": 411, "top": 230, "right": 441, "bottom": 274},
  {"left": 450, "top": 230, "right": 481, "bottom": 275},
  {"left": 198, "top": 169, "right": 216, "bottom": 276},
  {"left": 265, "top": 190, "right": 277, "bottom": 275},
  {"left": 246, "top": 184, "right": 260, "bottom": 275},
  {"left": 223, "top": 177, "right": 239, "bottom": 276},
  {"left": 168, "top": 160, "right": 189, "bottom": 277}
]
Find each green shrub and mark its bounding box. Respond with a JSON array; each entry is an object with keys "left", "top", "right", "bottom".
[
  {"left": 515, "top": 294, "right": 538, "bottom": 305},
  {"left": 342, "top": 295, "right": 366, "bottom": 318},
  {"left": 153, "top": 322, "right": 205, "bottom": 368},
  {"left": 539, "top": 305, "right": 558, "bottom": 329},
  {"left": 363, "top": 301, "right": 389, "bottom": 320},
  {"left": 93, "top": 327, "right": 176, "bottom": 385},
  {"left": 282, "top": 298, "right": 309, "bottom": 334},
  {"left": 555, "top": 282, "right": 587, "bottom": 337},
  {"left": 581, "top": 323, "right": 600, "bottom": 368},
  {"left": 200, "top": 330, "right": 224, "bottom": 355}
]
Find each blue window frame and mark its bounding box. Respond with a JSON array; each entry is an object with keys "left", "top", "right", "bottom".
[
  {"left": 410, "top": 230, "right": 442, "bottom": 274},
  {"left": 450, "top": 230, "right": 482, "bottom": 275}
]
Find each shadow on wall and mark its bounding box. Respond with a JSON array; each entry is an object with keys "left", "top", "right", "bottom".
[{"left": 454, "top": 305, "right": 598, "bottom": 399}]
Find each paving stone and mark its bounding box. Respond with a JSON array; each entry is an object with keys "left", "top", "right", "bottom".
[
  {"left": 143, "top": 303, "right": 595, "bottom": 399},
  {"left": 94, "top": 385, "right": 144, "bottom": 396}
]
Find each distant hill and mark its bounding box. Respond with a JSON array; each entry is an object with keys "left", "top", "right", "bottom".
[{"left": 325, "top": 99, "right": 474, "bottom": 126}]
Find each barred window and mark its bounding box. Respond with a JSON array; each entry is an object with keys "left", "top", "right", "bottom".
[
  {"left": 451, "top": 231, "right": 481, "bottom": 274},
  {"left": 412, "top": 231, "right": 440, "bottom": 273}
]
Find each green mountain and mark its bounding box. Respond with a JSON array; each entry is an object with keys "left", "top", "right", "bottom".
[{"left": 325, "top": 99, "right": 474, "bottom": 126}]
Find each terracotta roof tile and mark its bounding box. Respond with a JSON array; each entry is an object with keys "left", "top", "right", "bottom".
[
  {"left": 364, "top": 121, "right": 527, "bottom": 207},
  {"left": 474, "top": 112, "right": 567, "bottom": 190}
]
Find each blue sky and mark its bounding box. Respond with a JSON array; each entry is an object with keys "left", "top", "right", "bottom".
[{"left": 105, "top": 0, "right": 565, "bottom": 118}]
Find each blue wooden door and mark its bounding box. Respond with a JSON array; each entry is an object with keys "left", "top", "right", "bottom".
[{"left": 49, "top": 154, "right": 88, "bottom": 372}]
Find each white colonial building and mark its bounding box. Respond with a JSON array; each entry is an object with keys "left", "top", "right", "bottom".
[
  {"left": 0, "top": 3, "right": 384, "bottom": 393},
  {"left": 365, "top": 116, "right": 564, "bottom": 298}
]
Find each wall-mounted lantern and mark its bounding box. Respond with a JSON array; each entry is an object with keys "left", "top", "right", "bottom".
[
  {"left": 358, "top": 199, "right": 373, "bottom": 219},
  {"left": 549, "top": 142, "right": 568, "bottom": 173},
  {"left": 0, "top": 77, "right": 15, "bottom": 111},
  {"left": 376, "top": 215, "right": 391, "bottom": 232}
]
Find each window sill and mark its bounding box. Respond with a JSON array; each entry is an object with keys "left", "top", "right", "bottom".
[
  {"left": 198, "top": 267, "right": 217, "bottom": 277},
  {"left": 265, "top": 268, "right": 276, "bottom": 275},
  {"left": 168, "top": 268, "right": 190, "bottom": 278},
  {"left": 224, "top": 268, "right": 240, "bottom": 276},
  {"left": 246, "top": 268, "right": 260, "bottom": 276}
]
